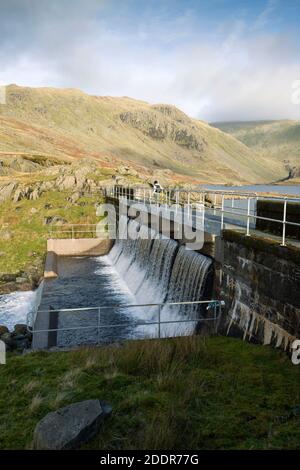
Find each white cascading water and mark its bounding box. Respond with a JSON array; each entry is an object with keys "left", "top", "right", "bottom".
[
  {"left": 0, "top": 281, "right": 44, "bottom": 331},
  {"left": 108, "top": 217, "right": 212, "bottom": 337}
]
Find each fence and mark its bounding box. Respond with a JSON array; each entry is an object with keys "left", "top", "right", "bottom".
[
  {"left": 28, "top": 300, "right": 225, "bottom": 347},
  {"left": 48, "top": 223, "right": 116, "bottom": 239},
  {"left": 104, "top": 185, "right": 300, "bottom": 246}
]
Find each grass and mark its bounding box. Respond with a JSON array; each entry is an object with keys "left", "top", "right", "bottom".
[
  {"left": 0, "top": 336, "right": 299, "bottom": 450},
  {"left": 0, "top": 190, "right": 103, "bottom": 277}
]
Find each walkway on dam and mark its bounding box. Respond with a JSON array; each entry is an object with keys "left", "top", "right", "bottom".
[
  {"left": 106, "top": 187, "right": 300, "bottom": 250},
  {"left": 116, "top": 197, "right": 300, "bottom": 249}
]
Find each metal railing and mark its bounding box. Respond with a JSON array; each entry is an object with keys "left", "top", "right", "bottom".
[
  {"left": 48, "top": 223, "right": 116, "bottom": 239},
  {"left": 28, "top": 299, "right": 225, "bottom": 345},
  {"left": 104, "top": 185, "right": 300, "bottom": 247}
]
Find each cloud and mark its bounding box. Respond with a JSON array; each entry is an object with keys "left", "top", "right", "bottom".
[
  {"left": 253, "top": 0, "right": 278, "bottom": 30},
  {"left": 0, "top": 0, "right": 299, "bottom": 121}
]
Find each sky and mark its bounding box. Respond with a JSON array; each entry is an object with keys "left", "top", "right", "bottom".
[{"left": 1, "top": 0, "right": 300, "bottom": 122}]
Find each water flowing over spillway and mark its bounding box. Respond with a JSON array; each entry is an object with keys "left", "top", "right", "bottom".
[
  {"left": 29, "top": 217, "right": 213, "bottom": 348},
  {"left": 108, "top": 217, "right": 213, "bottom": 335}
]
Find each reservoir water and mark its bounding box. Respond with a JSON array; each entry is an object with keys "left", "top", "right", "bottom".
[{"left": 201, "top": 184, "right": 300, "bottom": 196}]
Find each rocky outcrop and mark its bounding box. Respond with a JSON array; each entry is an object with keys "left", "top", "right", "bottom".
[
  {"left": 0, "top": 158, "right": 108, "bottom": 204},
  {"left": 0, "top": 183, "right": 18, "bottom": 202},
  {"left": 119, "top": 109, "right": 207, "bottom": 151}
]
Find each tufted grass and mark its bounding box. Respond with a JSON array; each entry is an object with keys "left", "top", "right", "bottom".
[
  {"left": 0, "top": 190, "right": 103, "bottom": 278},
  {"left": 0, "top": 335, "right": 299, "bottom": 450}
]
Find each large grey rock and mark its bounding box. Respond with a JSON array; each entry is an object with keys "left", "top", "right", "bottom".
[
  {"left": 0, "top": 182, "right": 17, "bottom": 202},
  {"left": 33, "top": 399, "right": 112, "bottom": 450},
  {"left": 13, "top": 324, "right": 28, "bottom": 336},
  {"left": 43, "top": 215, "right": 67, "bottom": 226},
  {"left": 0, "top": 332, "right": 15, "bottom": 350},
  {"left": 0, "top": 325, "right": 9, "bottom": 337}
]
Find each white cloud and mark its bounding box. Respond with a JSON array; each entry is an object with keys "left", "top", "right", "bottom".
[
  {"left": 0, "top": 0, "right": 300, "bottom": 121},
  {"left": 253, "top": 0, "right": 278, "bottom": 31}
]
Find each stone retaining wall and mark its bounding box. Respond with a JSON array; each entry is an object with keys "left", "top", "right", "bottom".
[{"left": 216, "top": 230, "right": 300, "bottom": 349}]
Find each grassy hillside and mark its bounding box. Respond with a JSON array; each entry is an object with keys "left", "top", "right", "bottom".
[
  {"left": 212, "top": 120, "right": 300, "bottom": 182},
  {"left": 0, "top": 85, "right": 281, "bottom": 184},
  {"left": 0, "top": 189, "right": 102, "bottom": 289},
  {"left": 0, "top": 336, "right": 299, "bottom": 450}
]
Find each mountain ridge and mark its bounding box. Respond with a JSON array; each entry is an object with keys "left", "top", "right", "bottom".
[
  {"left": 212, "top": 119, "right": 300, "bottom": 183},
  {"left": 0, "top": 84, "right": 283, "bottom": 184}
]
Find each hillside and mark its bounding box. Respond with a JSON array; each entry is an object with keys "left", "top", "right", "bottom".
[
  {"left": 0, "top": 85, "right": 281, "bottom": 184},
  {"left": 0, "top": 336, "right": 299, "bottom": 449},
  {"left": 212, "top": 120, "right": 300, "bottom": 182}
]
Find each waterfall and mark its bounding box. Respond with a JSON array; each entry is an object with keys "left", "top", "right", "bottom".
[
  {"left": 108, "top": 218, "right": 212, "bottom": 335},
  {"left": 0, "top": 281, "right": 44, "bottom": 331}
]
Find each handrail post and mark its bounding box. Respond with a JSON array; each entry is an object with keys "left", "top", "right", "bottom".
[
  {"left": 72, "top": 225, "right": 74, "bottom": 239},
  {"left": 158, "top": 305, "right": 161, "bottom": 339},
  {"left": 246, "top": 197, "right": 251, "bottom": 236},
  {"left": 214, "top": 302, "right": 217, "bottom": 333},
  {"left": 97, "top": 307, "right": 101, "bottom": 344},
  {"left": 221, "top": 195, "right": 224, "bottom": 230},
  {"left": 281, "top": 199, "right": 287, "bottom": 246}
]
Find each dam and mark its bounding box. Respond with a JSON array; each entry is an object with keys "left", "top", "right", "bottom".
[
  {"left": 27, "top": 184, "right": 300, "bottom": 351},
  {"left": 31, "top": 216, "right": 214, "bottom": 348}
]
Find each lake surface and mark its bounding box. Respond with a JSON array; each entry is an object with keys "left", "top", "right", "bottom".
[{"left": 201, "top": 184, "right": 300, "bottom": 196}]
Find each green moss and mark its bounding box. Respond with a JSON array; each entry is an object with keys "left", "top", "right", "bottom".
[{"left": 0, "top": 336, "right": 299, "bottom": 450}]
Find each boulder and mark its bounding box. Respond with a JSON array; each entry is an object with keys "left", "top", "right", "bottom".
[
  {"left": 33, "top": 399, "right": 112, "bottom": 450},
  {"left": 0, "top": 325, "right": 9, "bottom": 337},
  {"left": 0, "top": 182, "right": 17, "bottom": 202},
  {"left": 0, "top": 332, "right": 15, "bottom": 350},
  {"left": 43, "top": 216, "right": 67, "bottom": 226},
  {"left": 0, "top": 273, "right": 16, "bottom": 283},
  {"left": 16, "top": 276, "right": 28, "bottom": 284},
  {"left": 13, "top": 324, "right": 28, "bottom": 336},
  {"left": 12, "top": 335, "right": 30, "bottom": 351}
]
